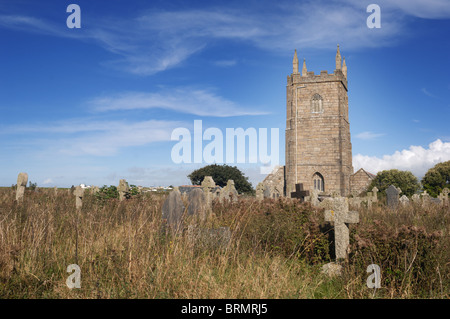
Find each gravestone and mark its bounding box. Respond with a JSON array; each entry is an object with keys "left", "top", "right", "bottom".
[
  {"left": 118, "top": 179, "right": 129, "bottom": 201},
  {"left": 220, "top": 180, "right": 238, "bottom": 202},
  {"left": 162, "top": 188, "right": 185, "bottom": 231},
  {"left": 16, "top": 172, "right": 28, "bottom": 202},
  {"left": 201, "top": 176, "right": 215, "bottom": 210},
  {"left": 371, "top": 187, "right": 379, "bottom": 202},
  {"left": 255, "top": 183, "right": 264, "bottom": 200},
  {"left": 399, "top": 195, "right": 409, "bottom": 207},
  {"left": 421, "top": 190, "right": 431, "bottom": 207},
  {"left": 53, "top": 186, "right": 58, "bottom": 196},
  {"left": 74, "top": 186, "right": 84, "bottom": 210},
  {"left": 290, "top": 183, "right": 309, "bottom": 202},
  {"left": 187, "top": 188, "right": 208, "bottom": 223},
  {"left": 438, "top": 188, "right": 449, "bottom": 206},
  {"left": 310, "top": 189, "right": 320, "bottom": 207},
  {"left": 411, "top": 193, "right": 421, "bottom": 204},
  {"left": 324, "top": 197, "right": 359, "bottom": 261},
  {"left": 385, "top": 185, "right": 400, "bottom": 209}
]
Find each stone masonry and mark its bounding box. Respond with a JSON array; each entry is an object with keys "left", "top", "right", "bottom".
[{"left": 285, "top": 46, "right": 353, "bottom": 197}]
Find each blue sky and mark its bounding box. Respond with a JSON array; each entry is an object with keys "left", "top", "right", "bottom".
[{"left": 0, "top": 0, "right": 449, "bottom": 188}]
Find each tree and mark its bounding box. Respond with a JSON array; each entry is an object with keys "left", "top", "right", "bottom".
[
  {"left": 367, "top": 169, "right": 420, "bottom": 197},
  {"left": 421, "top": 161, "right": 450, "bottom": 197},
  {"left": 188, "top": 164, "right": 254, "bottom": 195}
]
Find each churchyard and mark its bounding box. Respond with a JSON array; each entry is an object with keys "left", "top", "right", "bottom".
[{"left": 0, "top": 174, "right": 448, "bottom": 299}]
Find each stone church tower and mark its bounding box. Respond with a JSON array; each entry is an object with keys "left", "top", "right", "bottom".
[{"left": 285, "top": 45, "right": 353, "bottom": 196}]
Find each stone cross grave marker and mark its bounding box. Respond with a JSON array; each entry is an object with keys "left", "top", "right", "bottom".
[
  {"left": 162, "top": 187, "right": 185, "bottom": 232},
  {"left": 16, "top": 172, "right": 28, "bottom": 202},
  {"left": 74, "top": 186, "right": 84, "bottom": 210},
  {"left": 118, "top": 179, "right": 129, "bottom": 201},
  {"left": 385, "top": 185, "right": 400, "bottom": 209},
  {"left": 324, "top": 197, "right": 359, "bottom": 261},
  {"left": 291, "top": 183, "right": 309, "bottom": 201}
]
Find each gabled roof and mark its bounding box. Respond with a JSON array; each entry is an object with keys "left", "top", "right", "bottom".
[{"left": 352, "top": 168, "right": 376, "bottom": 179}]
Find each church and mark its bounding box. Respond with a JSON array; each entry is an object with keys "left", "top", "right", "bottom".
[{"left": 259, "top": 45, "right": 374, "bottom": 198}]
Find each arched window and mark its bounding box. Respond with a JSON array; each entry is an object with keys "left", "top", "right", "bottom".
[
  {"left": 311, "top": 94, "right": 323, "bottom": 113},
  {"left": 313, "top": 172, "right": 324, "bottom": 192}
]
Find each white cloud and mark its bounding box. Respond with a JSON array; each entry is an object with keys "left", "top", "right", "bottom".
[
  {"left": 89, "top": 89, "right": 268, "bottom": 117},
  {"left": 43, "top": 178, "right": 53, "bottom": 185},
  {"left": 0, "top": 119, "right": 183, "bottom": 156},
  {"left": 353, "top": 139, "right": 450, "bottom": 178},
  {"left": 355, "top": 131, "right": 386, "bottom": 140}
]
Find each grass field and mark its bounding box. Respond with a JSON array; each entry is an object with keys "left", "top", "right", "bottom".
[{"left": 0, "top": 187, "right": 448, "bottom": 299}]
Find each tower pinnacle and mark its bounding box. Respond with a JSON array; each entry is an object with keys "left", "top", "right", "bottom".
[
  {"left": 302, "top": 59, "right": 307, "bottom": 76},
  {"left": 335, "top": 44, "right": 342, "bottom": 71},
  {"left": 342, "top": 57, "right": 347, "bottom": 78},
  {"left": 293, "top": 49, "right": 299, "bottom": 74}
]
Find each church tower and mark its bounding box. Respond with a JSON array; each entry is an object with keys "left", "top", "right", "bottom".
[{"left": 285, "top": 45, "right": 353, "bottom": 196}]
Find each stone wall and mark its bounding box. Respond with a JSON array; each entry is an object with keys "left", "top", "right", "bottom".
[
  {"left": 285, "top": 47, "right": 353, "bottom": 197},
  {"left": 350, "top": 168, "right": 375, "bottom": 196}
]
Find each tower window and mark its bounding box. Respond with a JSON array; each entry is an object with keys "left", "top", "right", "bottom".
[
  {"left": 313, "top": 172, "right": 324, "bottom": 191},
  {"left": 311, "top": 94, "right": 323, "bottom": 113}
]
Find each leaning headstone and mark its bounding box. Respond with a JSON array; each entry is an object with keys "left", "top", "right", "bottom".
[
  {"left": 324, "top": 197, "right": 359, "bottom": 261},
  {"left": 162, "top": 187, "right": 185, "bottom": 231},
  {"left": 118, "top": 179, "right": 129, "bottom": 201},
  {"left": 220, "top": 180, "right": 238, "bottom": 202},
  {"left": 15, "top": 172, "right": 28, "bottom": 202},
  {"left": 187, "top": 188, "right": 208, "bottom": 223},
  {"left": 385, "top": 185, "right": 400, "bottom": 209},
  {"left": 74, "top": 186, "right": 84, "bottom": 210},
  {"left": 399, "top": 195, "right": 409, "bottom": 207}
]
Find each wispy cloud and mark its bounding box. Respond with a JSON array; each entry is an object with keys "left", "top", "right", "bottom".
[
  {"left": 0, "top": 1, "right": 410, "bottom": 75},
  {"left": 353, "top": 139, "right": 450, "bottom": 178},
  {"left": 88, "top": 88, "right": 268, "bottom": 117},
  {"left": 421, "top": 88, "right": 438, "bottom": 98},
  {"left": 0, "top": 119, "right": 183, "bottom": 156},
  {"left": 355, "top": 131, "right": 386, "bottom": 140}
]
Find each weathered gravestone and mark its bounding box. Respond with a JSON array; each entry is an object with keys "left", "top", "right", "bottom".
[
  {"left": 53, "top": 186, "right": 58, "bottom": 196},
  {"left": 201, "top": 176, "right": 215, "bottom": 211},
  {"left": 255, "top": 183, "right": 264, "bottom": 200},
  {"left": 290, "top": 183, "right": 309, "bottom": 201},
  {"left": 162, "top": 187, "right": 185, "bottom": 231},
  {"left": 399, "top": 195, "right": 409, "bottom": 207},
  {"left": 421, "top": 190, "right": 431, "bottom": 207},
  {"left": 323, "top": 197, "right": 359, "bottom": 261},
  {"left": 16, "top": 172, "right": 28, "bottom": 202},
  {"left": 309, "top": 189, "right": 320, "bottom": 207},
  {"left": 118, "top": 179, "right": 129, "bottom": 201},
  {"left": 385, "top": 185, "right": 400, "bottom": 209},
  {"left": 220, "top": 180, "right": 238, "bottom": 202},
  {"left": 438, "top": 188, "right": 449, "bottom": 206},
  {"left": 187, "top": 188, "right": 208, "bottom": 223},
  {"left": 263, "top": 185, "right": 272, "bottom": 199},
  {"left": 74, "top": 186, "right": 84, "bottom": 210}
]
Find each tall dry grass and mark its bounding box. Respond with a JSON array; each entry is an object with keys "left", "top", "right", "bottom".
[{"left": 0, "top": 187, "right": 448, "bottom": 299}]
